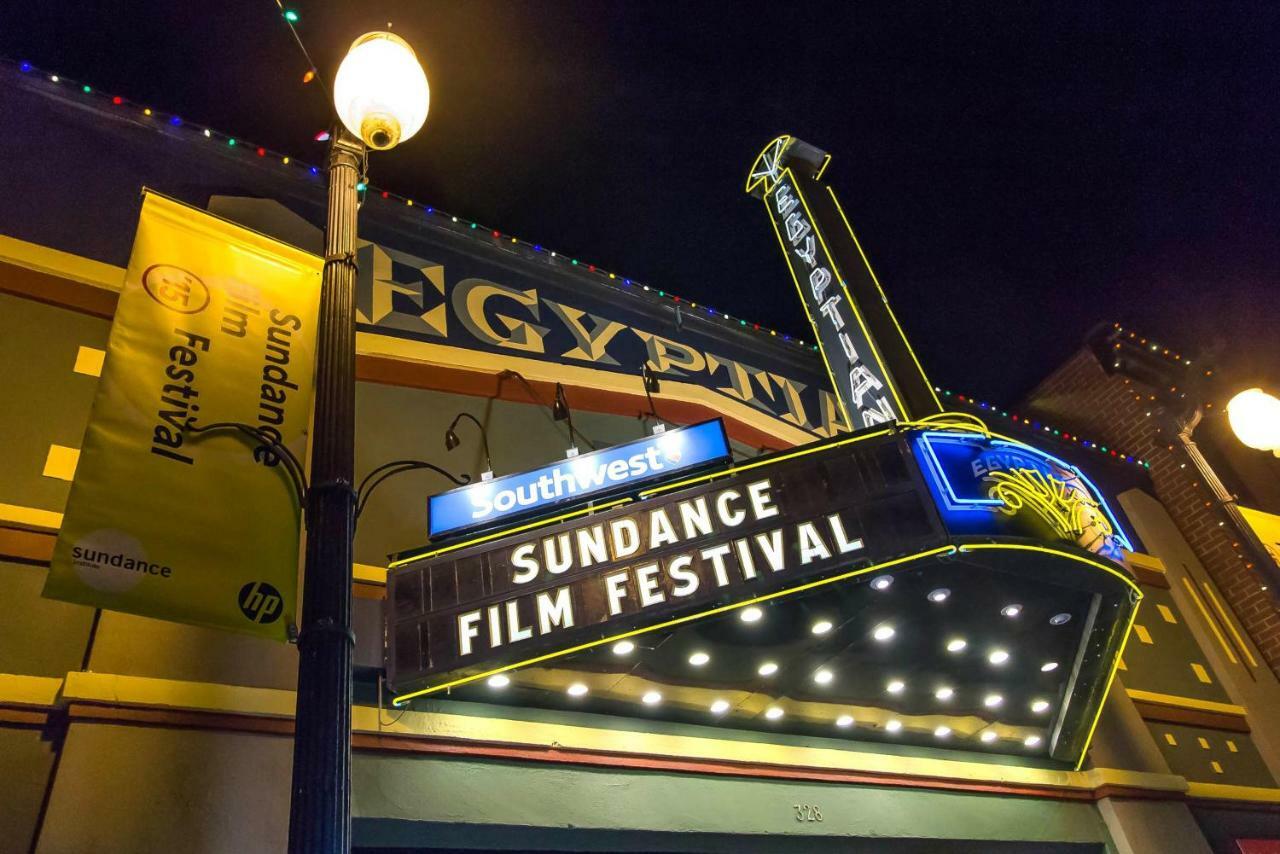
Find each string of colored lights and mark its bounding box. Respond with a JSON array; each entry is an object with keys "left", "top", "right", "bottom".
[
  {"left": 936, "top": 380, "right": 1260, "bottom": 574},
  {"left": 932, "top": 386, "right": 1152, "bottom": 469},
  {"left": 1110, "top": 322, "right": 1193, "bottom": 367},
  {"left": 11, "top": 58, "right": 817, "bottom": 353}
]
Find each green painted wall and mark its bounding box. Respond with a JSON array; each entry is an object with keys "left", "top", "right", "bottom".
[{"left": 352, "top": 752, "right": 1115, "bottom": 850}]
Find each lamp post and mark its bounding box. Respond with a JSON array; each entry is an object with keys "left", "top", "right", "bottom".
[
  {"left": 1175, "top": 385, "right": 1280, "bottom": 604},
  {"left": 288, "top": 31, "right": 428, "bottom": 854}
]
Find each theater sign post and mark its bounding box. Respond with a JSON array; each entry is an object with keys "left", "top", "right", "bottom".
[{"left": 289, "top": 31, "right": 429, "bottom": 854}]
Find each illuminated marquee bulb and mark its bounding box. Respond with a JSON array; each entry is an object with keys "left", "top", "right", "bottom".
[
  {"left": 886, "top": 679, "right": 905, "bottom": 694},
  {"left": 872, "top": 624, "right": 895, "bottom": 642},
  {"left": 934, "top": 686, "right": 954, "bottom": 701},
  {"left": 813, "top": 669, "right": 834, "bottom": 685},
  {"left": 1041, "top": 661, "right": 1059, "bottom": 672},
  {"left": 710, "top": 699, "right": 730, "bottom": 715},
  {"left": 981, "top": 730, "right": 998, "bottom": 743},
  {"left": 928, "top": 588, "right": 951, "bottom": 603},
  {"left": 688, "top": 651, "right": 710, "bottom": 666},
  {"left": 486, "top": 674, "right": 509, "bottom": 689},
  {"left": 885, "top": 719, "right": 902, "bottom": 733},
  {"left": 1001, "top": 604, "right": 1022, "bottom": 618},
  {"left": 612, "top": 640, "right": 635, "bottom": 655},
  {"left": 870, "top": 575, "right": 893, "bottom": 591},
  {"left": 1031, "top": 699, "right": 1050, "bottom": 714},
  {"left": 946, "top": 638, "right": 967, "bottom": 653},
  {"left": 988, "top": 649, "right": 1010, "bottom": 666},
  {"left": 642, "top": 691, "right": 662, "bottom": 706},
  {"left": 1024, "top": 734, "right": 1043, "bottom": 748},
  {"left": 739, "top": 606, "right": 763, "bottom": 624},
  {"left": 765, "top": 706, "right": 784, "bottom": 720},
  {"left": 984, "top": 693, "right": 1003, "bottom": 708},
  {"left": 934, "top": 726, "right": 952, "bottom": 739},
  {"left": 836, "top": 715, "right": 854, "bottom": 728},
  {"left": 757, "top": 661, "right": 779, "bottom": 677},
  {"left": 567, "top": 682, "right": 588, "bottom": 697},
  {"left": 811, "top": 619, "right": 834, "bottom": 635}
]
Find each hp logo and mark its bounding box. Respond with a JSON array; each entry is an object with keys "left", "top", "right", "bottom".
[{"left": 238, "top": 581, "right": 283, "bottom": 624}]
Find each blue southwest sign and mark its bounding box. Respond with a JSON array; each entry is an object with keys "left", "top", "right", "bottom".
[
  {"left": 427, "top": 419, "right": 732, "bottom": 540},
  {"left": 914, "top": 430, "right": 1134, "bottom": 559}
]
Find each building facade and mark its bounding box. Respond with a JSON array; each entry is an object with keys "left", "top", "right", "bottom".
[{"left": 2, "top": 61, "right": 1280, "bottom": 853}]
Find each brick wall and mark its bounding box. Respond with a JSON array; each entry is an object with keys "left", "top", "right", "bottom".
[{"left": 1024, "top": 349, "right": 1280, "bottom": 677}]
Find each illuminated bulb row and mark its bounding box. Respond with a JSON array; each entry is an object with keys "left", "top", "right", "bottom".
[{"left": 871, "top": 682, "right": 1053, "bottom": 715}]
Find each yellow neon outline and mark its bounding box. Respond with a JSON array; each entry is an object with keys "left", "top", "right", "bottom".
[
  {"left": 782, "top": 168, "right": 912, "bottom": 422},
  {"left": 957, "top": 542, "right": 1141, "bottom": 771},
  {"left": 986, "top": 468, "right": 1117, "bottom": 548},
  {"left": 1201, "top": 581, "right": 1259, "bottom": 668},
  {"left": 824, "top": 186, "right": 945, "bottom": 415},
  {"left": 814, "top": 151, "right": 832, "bottom": 182},
  {"left": 763, "top": 174, "right": 855, "bottom": 431},
  {"left": 1075, "top": 601, "right": 1139, "bottom": 770},
  {"left": 956, "top": 543, "right": 1142, "bottom": 600},
  {"left": 744, "top": 135, "right": 791, "bottom": 195},
  {"left": 387, "top": 497, "right": 634, "bottom": 568},
  {"left": 639, "top": 427, "right": 895, "bottom": 499},
  {"left": 1180, "top": 577, "right": 1239, "bottom": 666},
  {"left": 391, "top": 546, "right": 956, "bottom": 705}
]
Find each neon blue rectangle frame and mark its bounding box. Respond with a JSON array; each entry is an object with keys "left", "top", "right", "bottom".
[{"left": 914, "top": 430, "right": 1134, "bottom": 554}]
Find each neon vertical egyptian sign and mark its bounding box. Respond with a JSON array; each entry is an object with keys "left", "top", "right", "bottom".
[{"left": 747, "top": 135, "right": 944, "bottom": 426}]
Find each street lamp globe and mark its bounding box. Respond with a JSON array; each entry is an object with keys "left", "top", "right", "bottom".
[
  {"left": 1226, "top": 388, "right": 1280, "bottom": 453},
  {"left": 333, "top": 31, "right": 429, "bottom": 151}
]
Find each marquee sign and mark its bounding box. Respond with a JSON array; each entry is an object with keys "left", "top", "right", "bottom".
[
  {"left": 760, "top": 165, "right": 900, "bottom": 429},
  {"left": 386, "top": 424, "right": 1141, "bottom": 765},
  {"left": 390, "top": 426, "right": 941, "bottom": 686},
  {"left": 746, "top": 135, "right": 946, "bottom": 426},
  {"left": 427, "top": 419, "right": 732, "bottom": 540}
]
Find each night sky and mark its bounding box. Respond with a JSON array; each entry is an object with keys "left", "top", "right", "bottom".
[{"left": 4, "top": 2, "right": 1277, "bottom": 402}]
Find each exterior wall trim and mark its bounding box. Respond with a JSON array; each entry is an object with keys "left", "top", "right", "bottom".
[{"left": 47, "top": 670, "right": 1202, "bottom": 803}]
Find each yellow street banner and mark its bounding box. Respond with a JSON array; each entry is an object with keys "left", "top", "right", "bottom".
[
  {"left": 44, "top": 192, "right": 321, "bottom": 641},
  {"left": 1241, "top": 505, "right": 1280, "bottom": 568}
]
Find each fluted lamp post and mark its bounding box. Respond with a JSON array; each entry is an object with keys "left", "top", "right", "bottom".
[{"left": 288, "top": 31, "right": 429, "bottom": 854}]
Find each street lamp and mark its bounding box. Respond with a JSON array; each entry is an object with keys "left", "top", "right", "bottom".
[
  {"left": 1227, "top": 388, "right": 1280, "bottom": 456},
  {"left": 288, "top": 31, "right": 428, "bottom": 854}
]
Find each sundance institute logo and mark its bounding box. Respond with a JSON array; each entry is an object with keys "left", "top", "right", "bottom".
[
  {"left": 238, "top": 581, "right": 284, "bottom": 624},
  {"left": 142, "top": 264, "right": 210, "bottom": 315}
]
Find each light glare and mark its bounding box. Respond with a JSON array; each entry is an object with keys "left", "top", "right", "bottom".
[{"left": 333, "top": 31, "right": 430, "bottom": 149}]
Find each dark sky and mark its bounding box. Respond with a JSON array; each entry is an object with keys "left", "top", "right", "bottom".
[{"left": 4, "top": 2, "right": 1277, "bottom": 403}]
